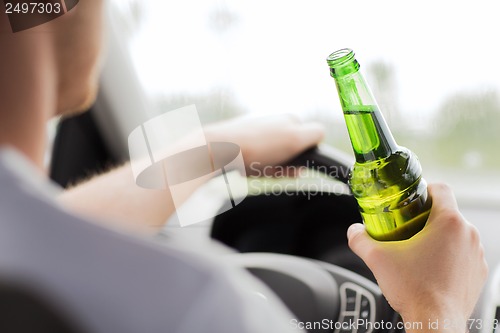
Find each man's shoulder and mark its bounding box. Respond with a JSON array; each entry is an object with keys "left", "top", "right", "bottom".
[
  {"left": 0, "top": 147, "right": 226, "bottom": 290},
  {"left": 0, "top": 151, "right": 224, "bottom": 332},
  {"left": 0, "top": 150, "right": 216, "bottom": 279},
  {"left": 0, "top": 150, "right": 296, "bottom": 333}
]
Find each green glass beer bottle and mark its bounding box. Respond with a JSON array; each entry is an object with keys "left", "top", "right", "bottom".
[{"left": 326, "top": 48, "right": 431, "bottom": 241}]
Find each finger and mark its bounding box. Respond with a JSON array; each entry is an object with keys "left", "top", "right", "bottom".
[
  {"left": 347, "top": 223, "right": 378, "bottom": 261},
  {"left": 427, "top": 183, "right": 458, "bottom": 211},
  {"left": 295, "top": 122, "right": 325, "bottom": 149},
  {"left": 426, "top": 183, "right": 459, "bottom": 227}
]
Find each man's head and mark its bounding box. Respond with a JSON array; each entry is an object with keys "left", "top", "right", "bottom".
[
  {"left": 50, "top": 0, "right": 105, "bottom": 115},
  {"left": 0, "top": 0, "right": 105, "bottom": 117}
]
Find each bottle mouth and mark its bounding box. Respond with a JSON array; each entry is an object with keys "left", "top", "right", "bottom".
[
  {"left": 326, "top": 48, "right": 355, "bottom": 68},
  {"left": 326, "top": 48, "right": 359, "bottom": 77}
]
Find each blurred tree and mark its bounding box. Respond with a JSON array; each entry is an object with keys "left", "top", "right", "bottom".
[
  {"left": 208, "top": 1, "right": 239, "bottom": 34},
  {"left": 431, "top": 89, "right": 500, "bottom": 169},
  {"left": 366, "top": 61, "right": 401, "bottom": 127}
]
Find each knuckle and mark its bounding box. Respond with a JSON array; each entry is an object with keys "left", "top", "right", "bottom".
[
  {"left": 483, "top": 259, "right": 490, "bottom": 279},
  {"left": 429, "top": 182, "right": 452, "bottom": 195},
  {"left": 432, "top": 182, "right": 451, "bottom": 191},
  {"left": 479, "top": 243, "right": 488, "bottom": 265},
  {"left": 439, "top": 209, "right": 464, "bottom": 229},
  {"left": 468, "top": 224, "right": 481, "bottom": 243},
  {"left": 478, "top": 242, "right": 486, "bottom": 257}
]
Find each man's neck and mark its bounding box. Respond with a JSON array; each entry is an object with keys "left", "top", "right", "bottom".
[
  {"left": 0, "top": 33, "right": 56, "bottom": 170},
  {"left": 0, "top": 112, "right": 48, "bottom": 170}
]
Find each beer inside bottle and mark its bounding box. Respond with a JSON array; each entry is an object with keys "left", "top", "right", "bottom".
[{"left": 326, "top": 48, "right": 431, "bottom": 241}]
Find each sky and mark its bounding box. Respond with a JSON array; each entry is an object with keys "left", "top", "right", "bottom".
[{"left": 114, "top": 0, "right": 500, "bottom": 121}]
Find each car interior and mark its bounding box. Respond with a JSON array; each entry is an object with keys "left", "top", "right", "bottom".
[{"left": 43, "top": 1, "right": 500, "bottom": 333}]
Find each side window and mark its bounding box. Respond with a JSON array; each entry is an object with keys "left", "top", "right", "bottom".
[{"left": 110, "top": 0, "right": 500, "bottom": 206}]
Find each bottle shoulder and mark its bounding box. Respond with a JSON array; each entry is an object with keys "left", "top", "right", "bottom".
[
  {"left": 352, "top": 146, "right": 418, "bottom": 169},
  {"left": 350, "top": 146, "right": 423, "bottom": 191}
]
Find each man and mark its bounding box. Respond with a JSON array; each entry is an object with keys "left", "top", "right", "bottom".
[{"left": 0, "top": 2, "right": 488, "bottom": 333}]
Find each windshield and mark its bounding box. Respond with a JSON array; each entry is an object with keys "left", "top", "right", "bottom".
[{"left": 109, "top": 0, "right": 500, "bottom": 207}]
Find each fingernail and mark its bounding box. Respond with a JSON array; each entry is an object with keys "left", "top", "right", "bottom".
[{"left": 347, "top": 223, "right": 364, "bottom": 239}]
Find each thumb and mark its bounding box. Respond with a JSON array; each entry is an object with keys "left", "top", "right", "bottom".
[{"left": 347, "top": 223, "right": 377, "bottom": 261}]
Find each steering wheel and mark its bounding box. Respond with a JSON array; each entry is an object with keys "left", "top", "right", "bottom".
[{"left": 211, "top": 144, "right": 402, "bottom": 333}]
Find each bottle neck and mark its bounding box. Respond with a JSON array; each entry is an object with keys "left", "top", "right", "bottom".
[{"left": 334, "top": 71, "right": 399, "bottom": 163}]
